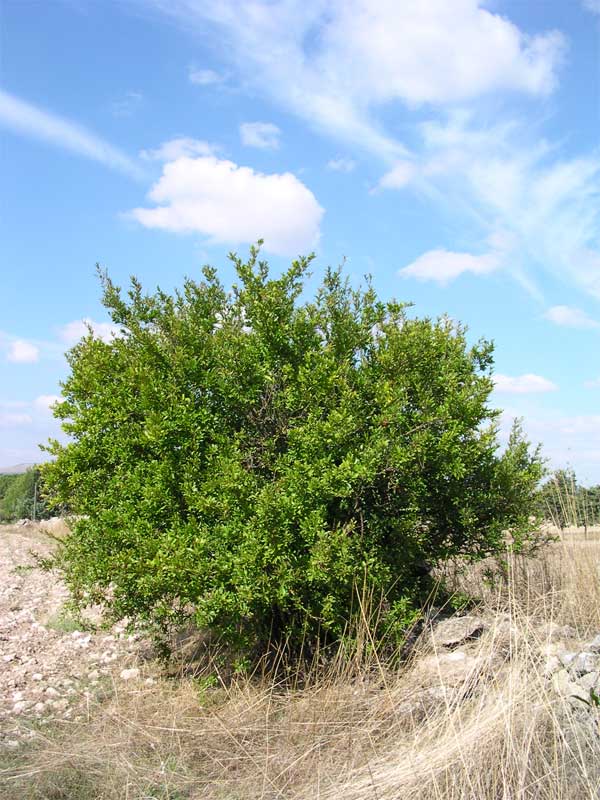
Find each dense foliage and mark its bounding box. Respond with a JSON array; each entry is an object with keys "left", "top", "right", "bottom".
[
  {"left": 43, "top": 247, "right": 543, "bottom": 655},
  {"left": 0, "top": 468, "right": 49, "bottom": 522}
]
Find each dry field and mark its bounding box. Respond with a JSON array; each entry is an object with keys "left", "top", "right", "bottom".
[{"left": 1, "top": 527, "right": 599, "bottom": 800}]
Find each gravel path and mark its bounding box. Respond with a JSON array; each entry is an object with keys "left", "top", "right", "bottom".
[{"left": 0, "top": 522, "right": 152, "bottom": 751}]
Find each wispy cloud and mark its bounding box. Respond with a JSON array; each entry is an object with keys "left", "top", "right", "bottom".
[
  {"left": 544, "top": 305, "right": 599, "bottom": 329},
  {"left": 5, "top": 340, "right": 39, "bottom": 364},
  {"left": 188, "top": 66, "right": 225, "bottom": 86},
  {"left": 582, "top": 0, "right": 600, "bottom": 15},
  {"left": 399, "top": 248, "right": 499, "bottom": 285},
  {"left": 0, "top": 89, "right": 143, "bottom": 179},
  {"left": 110, "top": 90, "right": 143, "bottom": 118},
  {"left": 327, "top": 157, "right": 356, "bottom": 173},
  {"left": 494, "top": 374, "right": 558, "bottom": 394},
  {"left": 240, "top": 122, "right": 281, "bottom": 150},
  {"left": 140, "top": 137, "right": 217, "bottom": 161},
  {"left": 382, "top": 112, "right": 600, "bottom": 301},
  {"left": 0, "top": 412, "right": 32, "bottom": 427},
  {"left": 141, "top": 1, "right": 563, "bottom": 163}
]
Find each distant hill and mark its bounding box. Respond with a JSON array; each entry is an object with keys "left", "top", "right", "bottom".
[{"left": 0, "top": 463, "right": 35, "bottom": 475}]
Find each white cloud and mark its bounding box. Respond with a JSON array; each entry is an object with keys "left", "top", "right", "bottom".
[
  {"left": 399, "top": 248, "right": 499, "bottom": 284},
  {"left": 128, "top": 154, "right": 323, "bottom": 256},
  {"left": 0, "top": 89, "right": 142, "bottom": 179},
  {"left": 143, "top": 1, "right": 564, "bottom": 161},
  {"left": 584, "top": 377, "right": 600, "bottom": 389},
  {"left": 6, "top": 340, "right": 40, "bottom": 364},
  {"left": 59, "top": 319, "right": 120, "bottom": 346},
  {"left": 34, "top": 395, "right": 62, "bottom": 412},
  {"left": 494, "top": 374, "right": 558, "bottom": 394},
  {"left": 239, "top": 122, "right": 281, "bottom": 150},
  {"left": 377, "top": 161, "right": 417, "bottom": 190},
  {"left": 582, "top": 0, "right": 600, "bottom": 14},
  {"left": 188, "top": 67, "right": 224, "bottom": 86},
  {"left": 110, "top": 91, "right": 143, "bottom": 118},
  {"left": 327, "top": 157, "right": 356, "bottom": 173},
  {"left": 140, "top": 137, "right": 217, "bottom": 161},
  {"left": 0, "top": 412, "right": 32, "bottom": 427},
  {"left": 382, "top": 112, "right": 600, "bottom": 300},
  {"left": 543, "top": 305, "right": 599, "bottom": 329}
]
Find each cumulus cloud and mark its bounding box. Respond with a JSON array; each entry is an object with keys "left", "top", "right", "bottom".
[
  {"left": 240, "top": 122, "right": 281, "bottom": 150},
  {"left": 140, "top": 137, "right": 217, "bottom": 161},
  {"left": 327, "top": 157, "right": 356, "bottom": 173},
  {"left": 584, "top": 377, "right": 600, "bottom": 389},
  {"left": 543, "top": 305, "right": 599, "bottom": 329},
  {"left": 128, "top": 154, "right": 324, "bottom": 256},
  {"left": 0, "top": 89, "right": 142, "bottom": 178},
  {"left": 399, "top": 249, "right": 499, "bottom": 284},
  {"left": 142, "top": 1, "right": 564, "bottom": 161},
  {"left": 188, "top": 67, "right": 225, "bottom": 86},
  {"left": 59, "top": 319, "right": 120, "bottom": 346},
  {"left": 6, "top": 340, "right": 39, "bottom": 364},
  {"left": 494, "top": 374, "right": 558, "bottom": 394}
]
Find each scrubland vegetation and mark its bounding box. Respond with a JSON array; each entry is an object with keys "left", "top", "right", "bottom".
[
  {"left": 1, "top": 249, "right": 598, "bottom": 797},
  {"left": 2, "top": 534, "right": 599, "bottom": 799}
]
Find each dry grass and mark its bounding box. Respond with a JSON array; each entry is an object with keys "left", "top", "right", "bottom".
[{"left": 2, "top": 537, "right": 599, "bottom": 800}]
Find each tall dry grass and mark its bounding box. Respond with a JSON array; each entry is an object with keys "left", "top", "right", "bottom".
[{"left": 2, "top": 536, "right": 599, "bottom": 800}]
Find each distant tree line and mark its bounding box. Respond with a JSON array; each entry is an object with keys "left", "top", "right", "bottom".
[
  {"left": 0, "top": 468, "right": 52, "bottom": 522},
  {"left": 537, "top": 468, "right": 600, "bottom": 532}
]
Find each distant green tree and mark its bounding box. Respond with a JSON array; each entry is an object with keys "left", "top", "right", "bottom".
[
  {"left": 0, "top": 473, "right": 18, "bottom": 504},
  {"left": 0, "top": 468, "right": 49, "bottom": 522},
  {"left": 536, "top": 469, "right": 600, "bottom": 532},
  {"left": 42, "top": 247, "right": 544, "bottom": 658},
  {"left": 537, "top": 469, "right": 577, "bottom": 530}
]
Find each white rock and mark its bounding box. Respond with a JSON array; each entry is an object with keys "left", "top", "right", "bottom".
[
  {"left": 31, "top": 673, "right": 43, "bottom": 681},
  {"left": 543, "top": 655, "right": 562, "bottom": 677},
  {"left": 3, "top": 654, "right": 15, "bottom": 663},
  {"left": 585, "top": 634, "right": 600, "bottom": 654},
  {"left": 433, "top": 615, "right": 486, "bottom": 647},
  {"left": 120, "top": 668, "right": 140, "bottom": 681},
  {"left": 579, "top": 671, "right": 599, "bottom": 691},
  {"left": 443, "top": 651, "right": 467, "bottom": 663},
  {"left": 45, "top": 687, "right": 59, "bottom": 698},
  {"left": 570, "top": 652, "right": 598, "bottom": 676},
  {"left": 145, "top": 678, "right": 156, "bottom": 686},
  {"left": 560, "top": 652, "right": 576, "bottom": 667}
]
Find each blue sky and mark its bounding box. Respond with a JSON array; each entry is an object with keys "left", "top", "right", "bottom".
[{"left": 1, "top": 0, "right": 599, "bottom": 482}]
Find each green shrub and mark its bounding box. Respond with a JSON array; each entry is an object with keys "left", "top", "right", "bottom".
[{"left": 42, "top": 246, "right": 543, "bottom": 657}]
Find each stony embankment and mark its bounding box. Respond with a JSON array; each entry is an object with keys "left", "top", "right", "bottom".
[{"left": 0, "top": 522, "right": 154, "bottom": 752}]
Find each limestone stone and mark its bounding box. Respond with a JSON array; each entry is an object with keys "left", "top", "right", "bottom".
[{"left": 432, "top": 616, "right": 487, "bottom": 647}]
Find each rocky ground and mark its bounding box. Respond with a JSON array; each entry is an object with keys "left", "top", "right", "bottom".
[
  {"left": 1, "top": 521, "right": 598, "bottom": 776},
  {"left": 0, "top": 521, "right": 154, "bottom": 752}
]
